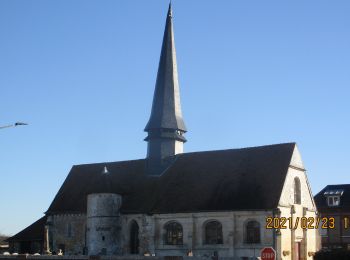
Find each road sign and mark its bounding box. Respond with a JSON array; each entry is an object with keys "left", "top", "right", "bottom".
[{"left": 261, "top": 247, "right": 276, "bottom": 260}]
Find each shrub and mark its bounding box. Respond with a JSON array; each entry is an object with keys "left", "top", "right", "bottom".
[{"left": 314, "top": 249, "right": 350, "bottom": 260}]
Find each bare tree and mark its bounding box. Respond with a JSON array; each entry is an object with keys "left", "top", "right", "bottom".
[{"left": 0, "top": 233, "right": 9, "bottom": 244}]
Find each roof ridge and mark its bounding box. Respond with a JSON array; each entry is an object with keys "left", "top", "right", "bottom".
[
  {"left": 178, "top": 142, "right": 296, "bottom": 156},
  {"left": 71, "top": 143, "right": 296, "bottom": 167},
  {"left": 73, "top": 158, "right": 146, "bottom": 167},
  {"left": 324, "top": 184, "right": 350, "bottom": 187}
]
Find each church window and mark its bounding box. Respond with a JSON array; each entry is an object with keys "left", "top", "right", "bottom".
[
  {"left": 67, "top": 223, "right": 72, "bottom": 237},
  {"left": 164, "top": 221, "right": 183, "bottom": 245},
  {"left": 204, "top": 220, "right": 223, "bottom": 244},
  {"left": 294, "top": 177, "right": 301, "bottom": 204},
  {"left": 245, "top": 220, "right": 260, "bottom": 244}
]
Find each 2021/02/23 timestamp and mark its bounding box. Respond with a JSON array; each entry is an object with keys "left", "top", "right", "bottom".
[{"left": 266, "top": 217, "right": 350, "bottom": 230}]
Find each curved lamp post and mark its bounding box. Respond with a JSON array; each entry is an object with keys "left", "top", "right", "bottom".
[{"left": 0, "top": 122, "right": 28, "bottom": 129}]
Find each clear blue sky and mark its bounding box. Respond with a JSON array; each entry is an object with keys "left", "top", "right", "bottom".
[{"left": 0, "top": 0, "right": 349, "bottom": 235}]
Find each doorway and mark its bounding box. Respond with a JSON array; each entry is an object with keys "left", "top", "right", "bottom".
[
  {"left": 294, "top": 242, "right": 301, "bottom": 260},
  {"left": 130, "top": 220, "right": 139, "bottom": 254}
]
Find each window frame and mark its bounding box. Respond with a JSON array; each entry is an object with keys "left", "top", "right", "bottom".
[
  {"left": 245, "top": 220, "right": 261, "bottom": 244},
  {"left": 204, "top": 220, "right": 223, "bottom": 245},
  {"left": 164, "top": 221, "right": 183, "bottom": 245},
  {"left": 327, "top": 196, "right": 340, "bottom": 206}
]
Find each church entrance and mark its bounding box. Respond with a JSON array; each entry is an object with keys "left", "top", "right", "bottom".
[
  {"left": 130, "top": 220, "right": 139, "bottom": 254},
  {"left": 293, "top": 242, "right": 301, "bottom": 260}
]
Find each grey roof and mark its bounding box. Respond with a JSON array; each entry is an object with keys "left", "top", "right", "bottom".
[
  {"left": 315, "top": 184, "right": 350, "bottom": 212},
  {"left": 6, "top": 216, "right": 46, "bottom": 242},
  {"left": 46, "top": 143, "right": 296, "bottom": 215},
  {"left": 144, "top": 4, "right": 186, "bottom": 132}
]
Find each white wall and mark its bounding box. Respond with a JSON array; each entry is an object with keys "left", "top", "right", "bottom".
[{"left": 277, "top": 144, "right": 320, "bottom": 260}]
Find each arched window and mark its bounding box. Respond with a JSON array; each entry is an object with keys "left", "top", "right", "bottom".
[
  {"left": 294, "top": 177, "right": 301, "bottom": 204},
  {"left": 165, "top": 221, "right": 183, "bottom": 245},
  {"left": 205, "top": 221, "right": 223, "bottom": 244},
  {"left": 129, "top": 220, "right": 139, "bottom": 254},
  {"left": 245, "top": 220, "right": 260, "bottom": 244}
]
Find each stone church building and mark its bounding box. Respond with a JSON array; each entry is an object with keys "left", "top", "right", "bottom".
[{"left": 8, "top": 4, "right": 320, "bottom": 260}]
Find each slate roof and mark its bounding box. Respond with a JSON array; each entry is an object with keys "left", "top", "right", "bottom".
[
  {"left": 144, "top": 4, "right": 186, "bottom": 132},
  {"left": 46, "top": 143, "right": 296, "bottom": 215},
  {"left": 6, "top": 216, "right": 46, "bottom": 242},
  {"left": 314, "top": 184, "right": 350, "bottom": 212}
]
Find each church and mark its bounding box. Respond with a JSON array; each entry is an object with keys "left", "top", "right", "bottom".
[{"left": 8, "top": 4, "right": 320, "bottom": 260}]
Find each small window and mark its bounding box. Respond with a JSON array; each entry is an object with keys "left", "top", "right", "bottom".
[
  {"left": 294, "top": 177, "right": 301, "bottom": 204},
  {"left": 67, "top": 223, "right": 72, "bottom": 237},
  {"left": 319, "top": 226, "right": 328, "bottom": 237},
  {"left": 327, "top": 196, "right": 340, "bottom": 206},
  {"left": 164, "top": 221, "right": 183, "bottom": 245},
  {"left": 245, "top": 220, "right": 260, "bottom": 244},
  {"left": 205, "top": 221, "right": 223, "bottom": 244}
]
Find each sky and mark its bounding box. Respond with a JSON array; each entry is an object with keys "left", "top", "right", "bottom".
[{"left": 0, "top": 0, "right": 349, "bottom": 235}]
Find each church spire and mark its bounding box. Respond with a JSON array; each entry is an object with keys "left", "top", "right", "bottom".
[
  {"left": 145, "top": 3, "right": 186, "bottom": 132},
  {"left": 144, "top": 4, "right": 187, "bottom": 174}
]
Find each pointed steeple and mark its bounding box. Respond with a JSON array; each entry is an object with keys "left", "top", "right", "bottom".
[
  {"left": 144, "top": 4, "right": 187, "bottom": 174},
  {"left": 145, "top": 3, "right": 186, "bottom": 132}
]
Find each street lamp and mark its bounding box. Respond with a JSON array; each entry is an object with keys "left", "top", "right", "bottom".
[{"left": 0, "top": 122, "right": 28, "bottom": 129}]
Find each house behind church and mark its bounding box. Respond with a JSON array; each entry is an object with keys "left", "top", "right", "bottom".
[
  {"left": 7, "top": 4, "right": 320, "bottom": 260},
  {"left": 314, "top": 184, "right": 350, "bottom": 250}
]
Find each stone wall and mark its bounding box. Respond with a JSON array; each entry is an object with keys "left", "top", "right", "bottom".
[
  {"left": 123, "top": 211, "right": 273, "bottom": 259},
  {"left": 49, "top": 210, "right": 275, "bottom": 258},
  {"left": 48, "top": 214, "right": 86, "bottom": 255}
]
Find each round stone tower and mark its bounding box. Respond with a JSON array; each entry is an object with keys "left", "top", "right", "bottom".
[{"left": 86, "top": 166, "right": 122, "bottom": 255}]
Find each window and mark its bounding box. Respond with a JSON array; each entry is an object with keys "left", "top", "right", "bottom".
[
  {"left": 294, "top": 177, "right": 301, "bottom": 204},
  {"left": 67, "top": 223, "right": 72, "bottom": 237},
  {"left": 245, "top": 220, "right": 260, "bottom": 244},
  {"left": 327, "top": 196, "right": 340, "bottom": 206},
  {"left": 165, "top": 221, "right": 183, "bottom": 245},
  {"left": 205, "top": 221, "right": 223, "bottom": 244},
  {"left": 319, "top": 226, "right": 328, "bottom": 237}
]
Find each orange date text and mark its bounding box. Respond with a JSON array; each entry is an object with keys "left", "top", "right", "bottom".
[{"left": 265, "top": 217, "right": 335, "bottom": 230}]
